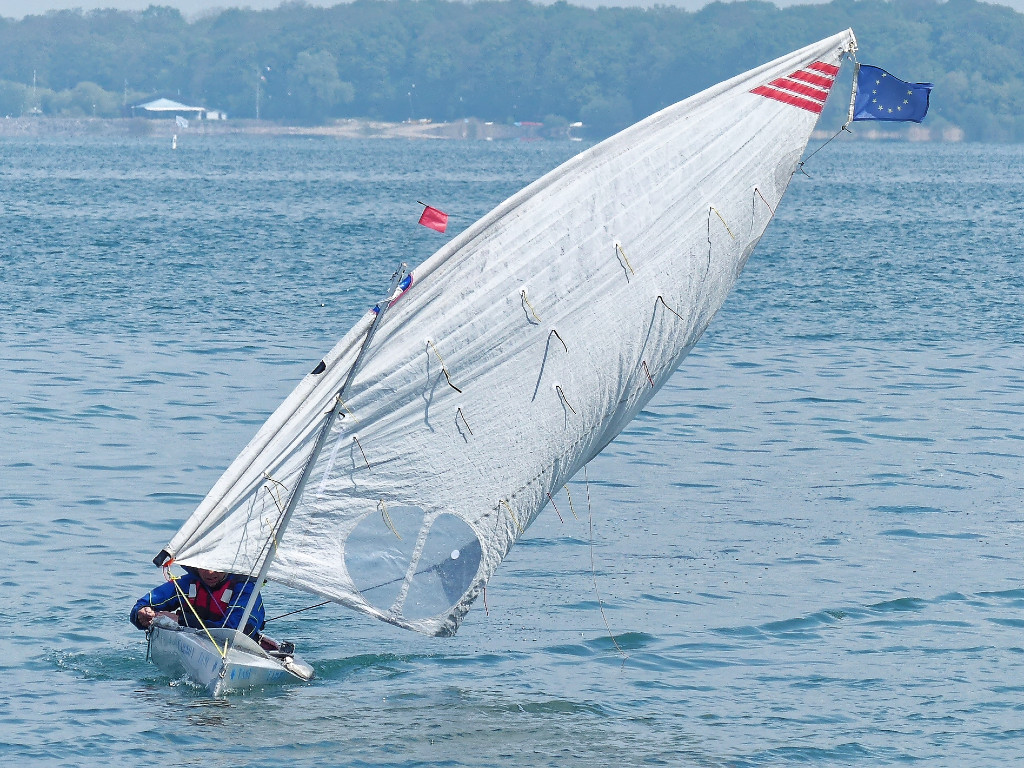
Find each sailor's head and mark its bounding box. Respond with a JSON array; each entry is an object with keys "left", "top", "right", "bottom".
[{"left": 197, "top": 568, "right": 227, "bottom": 588}]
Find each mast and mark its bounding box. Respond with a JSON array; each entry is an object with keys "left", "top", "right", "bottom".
[{"left": 233, "top": 263, "right": 408, "bottom": 637}]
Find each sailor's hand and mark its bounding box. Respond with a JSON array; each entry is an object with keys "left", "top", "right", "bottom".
[{"left": 137, "top": 606, "right": 156, "bottom": 627}]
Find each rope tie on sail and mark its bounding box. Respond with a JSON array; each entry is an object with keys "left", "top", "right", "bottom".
[
  {"left": 641, "top": 360, "right": 655, "bottom": 388},
  {"left": 555, "top": 385, "right": 577, "bottom": 415},
  {"left": 520, "top": 289, "right": 541, "bottom": 323},
  {"left": 753, "top": 187, "right": 775, "bottom": 217},
  {"left": 378, "top": 499, "right": 402, "bottom": 540},
  {"left": 336, "top": 394, "right": 358, "bottom": 422},
  {"left": 456, "top": 407, "right": 474, "bottom": 436},
  {"left": 747, "top": 187, "right": 777, "bottom": 241},
  {"left": 261, "top": 472, "right": 287, "bottom": 515},
  {"left": 427, "top": 339, "right": 463, "bottom": 393},
  {"left": 615, "top": 243, "right": 636, "bottom": 276},
  {"left": 655, "top": 295, "right": 686, "bottom": 322},
  {"left": 546, "top": 491, "right": 564, "bottom": 523},
  {"left": 352, "top": 435, "right": 371, "bottom": 469},
  {"left": 583, "top": 466, "right": 627, "bottom": 659},
  {"left": 709, "top": 206, "right": 735, "bottom": 240},
  {"left": 499, "top": 499, "right": 524, "bottom": 535},
  {"left": 261, "top": 471, "right": 286, "bottom": 489}
]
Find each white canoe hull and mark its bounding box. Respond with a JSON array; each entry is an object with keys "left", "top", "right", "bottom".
[{"left": 148, "top": 618, "right": 313, "bottom": 696}]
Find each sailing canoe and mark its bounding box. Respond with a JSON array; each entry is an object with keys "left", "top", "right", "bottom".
[{"left": 153, "top": 30, "right": 858, "bottom": 642}]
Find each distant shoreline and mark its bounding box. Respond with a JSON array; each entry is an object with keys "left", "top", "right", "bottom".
[
  {"left": 0, "top": 116, "right": 964, "bottom": 143},
  {"left": 0, "top": 116, "right": 573, "bottom": 141}
]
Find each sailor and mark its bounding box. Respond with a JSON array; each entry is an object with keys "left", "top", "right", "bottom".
[{"left": 130, "top": 567, "right": 265, "bottom": 639}]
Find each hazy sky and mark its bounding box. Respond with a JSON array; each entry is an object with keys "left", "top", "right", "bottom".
[{"left": 1, "top": 0, "right": 1022, "bottom": 18}]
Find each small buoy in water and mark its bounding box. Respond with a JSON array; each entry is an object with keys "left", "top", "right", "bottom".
[
  {"left": 450, "top": 549, "right": 460, "bottom": 560},
  {"left": 172, "top": 134, "right": 177, "bottom": 150}
]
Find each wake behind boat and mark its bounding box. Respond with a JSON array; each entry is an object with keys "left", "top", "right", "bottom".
[{"left": 138, "top": 30, "right": 878, "bottom": 693}]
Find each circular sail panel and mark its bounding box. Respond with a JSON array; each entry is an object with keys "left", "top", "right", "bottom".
[{"left": 343, "top": 507, "right": 483, "bottom": 624}]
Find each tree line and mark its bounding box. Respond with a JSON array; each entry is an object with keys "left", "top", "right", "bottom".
[{"left": 0, "top": 0, "right": 1021, "bottom": 140}]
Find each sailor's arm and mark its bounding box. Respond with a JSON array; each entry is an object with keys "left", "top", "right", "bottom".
[{"left": 130, "top": 580, "right": 182, "bottom": 629}]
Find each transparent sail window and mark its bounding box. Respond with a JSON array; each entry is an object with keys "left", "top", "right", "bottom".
[{"left": 344, "top": 508, "right": 482, "bottom": 621}]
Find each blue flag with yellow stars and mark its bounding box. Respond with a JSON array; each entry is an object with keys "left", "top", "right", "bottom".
[{"left": 852, "top": 64, "right": 932, "bottom": 123}]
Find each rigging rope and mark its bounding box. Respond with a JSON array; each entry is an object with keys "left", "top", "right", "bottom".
[
  {"left": 584, "top": 466, "right": 627, "bottom": 659},
  {"left": 266, "top": 600, "right": 332, "bottom": 623},
  {"left": 800, "top": 50, "right": 859, "bottom": 175},
  {"left": 797, "top": 123, "right": 852, "bottom": 176},
  {"left": 166, "top": 572, "right": 229, "bottom": 658}
]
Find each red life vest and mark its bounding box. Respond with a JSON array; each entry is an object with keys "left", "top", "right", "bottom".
[{"left": 186, "top": 578, "right": 235, "bottom": 624}]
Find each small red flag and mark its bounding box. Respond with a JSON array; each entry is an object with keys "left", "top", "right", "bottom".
[{"left": 418, "top": 204, "right": 448, "bottom": 233}]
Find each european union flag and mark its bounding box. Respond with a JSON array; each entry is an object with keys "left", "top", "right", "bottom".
[{"left": 852, "top": 64, "right": 932, "bottom": 123}]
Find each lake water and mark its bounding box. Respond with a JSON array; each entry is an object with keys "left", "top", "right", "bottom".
[{"left": 1, "top": 133, "right": 1022, "bottom": 766}]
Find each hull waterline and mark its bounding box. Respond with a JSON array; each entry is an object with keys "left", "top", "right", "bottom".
[{"left": 148, "top": 618, "right": 313, "bottom": 696}]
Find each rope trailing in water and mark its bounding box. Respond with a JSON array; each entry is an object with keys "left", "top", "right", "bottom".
[
  {"left": 563, "top": 484, "right": 579, "bottom": 520},
  {"left": 583, "top": 466, "right": 627, "bottom": 659}
]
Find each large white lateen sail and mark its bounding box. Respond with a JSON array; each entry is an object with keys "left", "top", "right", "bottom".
[{"left": 157, "top": 30, "right": 858, "bottom": 636}]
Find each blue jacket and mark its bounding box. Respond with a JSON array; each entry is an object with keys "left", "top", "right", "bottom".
[{"left": 130, "top": 569, "right": 265, "bottom": 638}]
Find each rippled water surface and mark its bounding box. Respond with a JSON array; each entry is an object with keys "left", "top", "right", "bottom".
[{"left": 1, "top": 135, "right": 1022, "bottom": 766}]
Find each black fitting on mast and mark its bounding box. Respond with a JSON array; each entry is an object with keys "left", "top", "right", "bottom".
[{"left": 153, "top": 549, "right": 171, "bottom": 566}]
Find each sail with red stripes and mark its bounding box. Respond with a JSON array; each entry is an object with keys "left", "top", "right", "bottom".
[
  {"left": 751, "top": 60, "right": 842, "bottom": 113},
  {"left": 159, "top": 30, "right": 858, "bottom": 637}
]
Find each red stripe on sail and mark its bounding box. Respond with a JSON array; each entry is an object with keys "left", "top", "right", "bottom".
[
  {"left": 750, "top": 85, "right": 825, "bottom": 114},
  {"left": 769, "top": 77, "right": 830, "bottom": 103},
  {"left": 808, "top": 61, "right": 840, "bottom": 77},
  {"left": 789, "top": 70, "right": 835, "bottom": 89}
]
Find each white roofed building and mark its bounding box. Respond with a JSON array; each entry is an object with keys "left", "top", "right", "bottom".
[{"left": 131, "top": 98, "right": 208, "bottom": 119}]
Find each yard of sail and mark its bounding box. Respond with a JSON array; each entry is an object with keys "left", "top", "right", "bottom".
[{"left": 160, "top": 29, "right": 857, "bottom": 637}]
